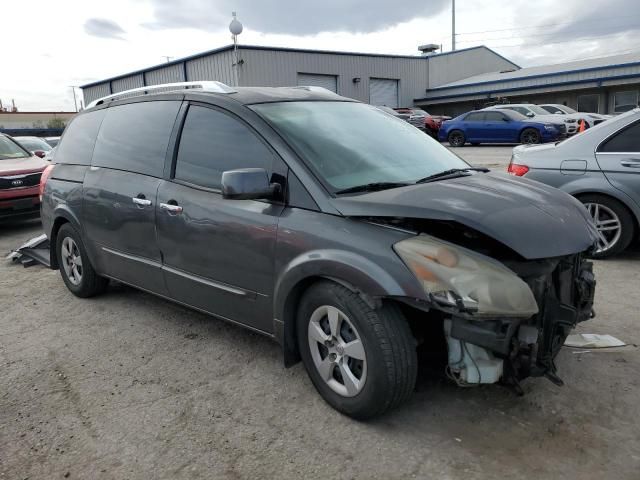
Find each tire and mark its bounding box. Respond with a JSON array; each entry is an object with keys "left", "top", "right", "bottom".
[
  {"left": 56, "top": 223, "right": 108, "bottom": 297},
  {"left": 578, "top": 194, "right": 635, "bottom": 259},
  {"left": 447, "top": 130, "right": 466, "bottom": 147},
  {"left": 297, "top": 281, "right": 417, "bottom": 420},
  {"left": 520, "top": 128, "right": 541, "bottom": 144}
]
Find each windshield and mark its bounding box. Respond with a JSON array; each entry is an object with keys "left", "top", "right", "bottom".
[
  {"left": 252, "top": 101, "right": 470, "bottom": 192},
  {"left": 15, "top": 137, "right": 52, "bottom": 152},
  {"left": 560, "top": 105, "right": 576, "bottom": 114},
  {"left": 0, "top": 135, "right": 31, "bottom": 160}
]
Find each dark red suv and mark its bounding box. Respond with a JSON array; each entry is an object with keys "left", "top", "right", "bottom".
[{"left": 0, "top": 133, "right": 48, "bottom": 220}]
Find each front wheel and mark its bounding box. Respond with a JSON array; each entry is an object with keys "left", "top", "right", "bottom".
[
  {"left": 447, "top": 130, "right": 466, "bottom": 147},
  {"left": 297, "top": 281, "right": 417, "bottom": 420},
  {"left": 579, "top": 194, "right": 635, "bottom": 258},
  {"left": 520, "top": 128, "right": 541, "bottom": 144}
]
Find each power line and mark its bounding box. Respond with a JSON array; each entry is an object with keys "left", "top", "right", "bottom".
[
  {"left": 456, "top": 22, "right": 640, "bottom": 44},
  {"left": 455, "top": 13, "right": 640, "bottom": 36}
]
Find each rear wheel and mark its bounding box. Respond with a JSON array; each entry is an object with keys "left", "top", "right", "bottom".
[
  {"left": 578, "top": 194, "right": 634, "bottom": 258},
  {"left": 520, "top": 128, "right": 541, "bottom": 144},
  {"left": 447, "top": 130, "right": 466, "bottom": 147},
  {"left": 297, "top": 281, "right": 417, "bottom": 420},
  {"left": 56, "top": 223, "right": 108, "bottom": 297}
]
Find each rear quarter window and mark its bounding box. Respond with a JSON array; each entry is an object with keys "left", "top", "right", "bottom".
[
  {"left": 54, "top": 110, "right": 106, "bottom": 165},
  {"left": 598, "top": 121, "right": 640, "bottom": 153},
  {"left": 92, "top": 101, "right": 180, "bottom": 177}
]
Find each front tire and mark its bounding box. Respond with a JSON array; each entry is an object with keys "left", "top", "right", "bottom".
[
  {"left": 447, "top": 130, "right": 466, "bottom": 147},
  {"left": 520, "top": 128, "right": 541, "bottom": 144},
  {"left": 579, "top": 194, "right": 635, "bottom": 258},
  {"left": 297, "top": 281, "right": 417, "bottom": 420},
  {"left": 56, "top": 223, "right": 108, "bottom": 297}
]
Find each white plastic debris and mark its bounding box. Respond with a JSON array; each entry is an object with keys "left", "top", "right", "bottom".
[{"left": 564, "top": 334, "right": 626, "bottom": 349}]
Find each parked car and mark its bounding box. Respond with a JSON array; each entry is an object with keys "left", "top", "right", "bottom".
[
  {"left": 13, "top": 136, "right": 53, "bottom": 158},
  {"left": 439, "top": 109, "right": 565, "bottom": 146},
  {"left": 394, "top": 108, "right": 450, "bottom": 137},
  {"left": 44, "top": 136, "right": 61, "bottom": 147},
  {"left": 508, "top": 107, "right": 640, "bottom": 258},
  {"left": 41, "top": 83, "right": 597, "bottom": 419},
  {"left": 538, "top": 104, "right": 610, "bottom": 128},
  {"left": 486, "top": 104, "right": 578, "bottom": 135},
  {"left": 0, "top": 133, "right": 48, "bottom": 220}
]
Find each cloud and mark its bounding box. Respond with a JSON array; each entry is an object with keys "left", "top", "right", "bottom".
[
  {"left": 144, "top": 0, "right": 450, "bottom": 35},
  {"left": 84, "top": 18, "right": 126, "bottom": 40}
]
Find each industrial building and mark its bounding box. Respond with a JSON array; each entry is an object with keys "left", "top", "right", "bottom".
[
  {"left": 415, "top": 51, "right": 640, "bottom": 116},
  {"left": 81, "top": 45, "right": 640, "bottom": 116},
  {"left": 80, "top": 44, "right": 518, "bottom": 108}
]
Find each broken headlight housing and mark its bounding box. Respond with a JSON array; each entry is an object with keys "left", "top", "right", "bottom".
[{"left": 394, "top": 235, "right": 539, "bottom": 317}]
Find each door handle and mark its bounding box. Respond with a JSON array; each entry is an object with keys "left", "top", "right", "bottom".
[
  {"left": 621, "top": 159, "right": 640, "bottom": 168},
  {"left": 159, "top": 202, "right": 183, "bottom": 214},
  {"left": 132, "top": 197, "right": 152, "bottom": 206}
]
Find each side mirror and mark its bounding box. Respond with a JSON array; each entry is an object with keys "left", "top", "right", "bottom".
[
  {"left": 34, "top": 150, "right": 46, "bottom": 158},
  {"left": 526, "top": 112, "right": 535, "bottom": 117},
  {"left": 221, "top": 168, "right": 281, "bottom": 200},
  {"left": 502, "top": 117, "right": 510, "bottom": 122}
]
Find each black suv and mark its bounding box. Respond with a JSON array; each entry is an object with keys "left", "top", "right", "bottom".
[{"left": 41, "top": 82, "right": 598, "bottom": 419}]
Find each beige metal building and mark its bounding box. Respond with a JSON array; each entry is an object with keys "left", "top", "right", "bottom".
[
  {"left": 0, "top": 112, "right": 75, "bottom": 129},
  {"left": 80, "top": 44, "right": 519, "bottom": 108}
]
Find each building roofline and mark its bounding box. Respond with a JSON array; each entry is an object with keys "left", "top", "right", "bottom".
[
  {"left": 428, "top": 59, "right": 640, "bottom": 92},
  {"left": 414, "top": 71, "right": 640, "bottom": 103},
  {"left": 80, "top": 44, "right": 518, "bottom": 89}
]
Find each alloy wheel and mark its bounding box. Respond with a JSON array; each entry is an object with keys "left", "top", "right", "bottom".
[
  {"left": 585, "top": 202, "right": 622, "bottom": 254},
  {"left": 61, "top": 237, "right": 83, "bottom": 286},
  {"left": 521, "top": 130, "right": 540, "bottom": 144},
  {"left": 307, "top": 305, "right": 367, "bottom": 397}
]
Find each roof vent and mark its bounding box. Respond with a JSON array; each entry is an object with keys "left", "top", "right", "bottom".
[{"left": 418, "top": 44, "right": 440, "bottom": 56}]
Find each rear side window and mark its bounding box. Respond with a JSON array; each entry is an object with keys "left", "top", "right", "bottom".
[
  {"left": 464, "top": 112, "right": 484, "bottom": 121},
  {"left": 174, "top": 105, "right": 273, "bottom": 190},
  {"left": 55, "top": 110, "right": 106, "bottom": 165},
  {"left": 599, "top": 121, "right": 640, "bottom": 153},
  {"left": 92, "top": 101, "right": 180, "bottom": 177},
  {"left": 484, "top": 112, "right": 506, "bottom": 121}
]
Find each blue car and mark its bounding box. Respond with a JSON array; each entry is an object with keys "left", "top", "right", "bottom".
[{"left": 439, "top": 109, "right": 565, "bottom": 147}]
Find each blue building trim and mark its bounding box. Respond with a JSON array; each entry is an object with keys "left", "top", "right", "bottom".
[{"left": 414, "top": 72, "right": 640, "bottom": 102}]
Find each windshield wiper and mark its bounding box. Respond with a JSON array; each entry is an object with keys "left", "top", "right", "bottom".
[
  {"left": 415, "top": 167, "right": 489, "bottom": 184},
  {"left": 335, "top": 181, "right": 411, "bottom": 195}
]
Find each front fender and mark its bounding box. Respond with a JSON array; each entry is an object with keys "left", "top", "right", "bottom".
[{"left": 273, "top": 248, "right": 423, "bottom": 366}]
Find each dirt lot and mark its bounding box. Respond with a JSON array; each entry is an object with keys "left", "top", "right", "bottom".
[{"left": 2, "top": 159, "right": 639, "bottom": 479}]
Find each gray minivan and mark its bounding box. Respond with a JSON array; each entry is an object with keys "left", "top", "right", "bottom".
[{"left": 41, "top": 82, "right": 598, "bottom": 419}]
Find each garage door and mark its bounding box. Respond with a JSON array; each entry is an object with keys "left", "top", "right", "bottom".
[
  {"left": 370, "top": 78, "right": 399, "bottom": 107},
  {"left": 297, "top": 73, "right": 338, "bottom": 93}
]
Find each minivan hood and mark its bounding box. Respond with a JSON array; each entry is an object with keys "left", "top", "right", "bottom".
[
  {"left": 0, "top": 155, "right": 48, "bottom": 176},
  {"left": 330, "top": 172, "right": 598, "bottom": 259}
]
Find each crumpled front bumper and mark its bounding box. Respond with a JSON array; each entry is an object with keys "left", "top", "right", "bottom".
[{"left": 445, "top": 254, "right": 596, "bottom": 387}]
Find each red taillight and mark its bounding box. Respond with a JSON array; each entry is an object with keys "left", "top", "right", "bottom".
[
  {"left": 507, "top": 162, "right": 529, "bottom": 176},
  {"left": 39, "top": 164, "right": 55, "bottom": 201}
]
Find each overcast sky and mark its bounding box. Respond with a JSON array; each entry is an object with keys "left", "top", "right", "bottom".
[{"left": 2, "top": 0, "right": 638, "bottom": 111}]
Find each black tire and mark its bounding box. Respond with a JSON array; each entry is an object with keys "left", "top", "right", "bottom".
[
  {"left": 577, "top": 194, "right": 635, "bottom": 259},
  {"left": 447, "top": 130, "right": 466, "bottom": 147},
  {"left": 297, "top": 281, "right": 417, "bottom": 420},
  {"left": 56, "top": 223, "right": 108, "bottom": 297},
  {"left": 520, "top": 128, "right": 541, "bottom": 144}
]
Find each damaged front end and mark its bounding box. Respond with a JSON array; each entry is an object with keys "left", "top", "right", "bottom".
[{"left": 392, "top": 231, "right": 596, "bottom": 391}]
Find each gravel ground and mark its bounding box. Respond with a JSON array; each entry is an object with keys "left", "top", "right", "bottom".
[{"left": 1, "top": 167, "right": 639, "bottom": 479}]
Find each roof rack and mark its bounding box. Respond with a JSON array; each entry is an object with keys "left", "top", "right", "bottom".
[{"left": 87, "top": 81, "right": 236, "bottom": 108}]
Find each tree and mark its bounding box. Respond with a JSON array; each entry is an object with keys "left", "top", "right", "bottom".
[{"left": 47, "top": 118, "right": 66, "bottom": 129}]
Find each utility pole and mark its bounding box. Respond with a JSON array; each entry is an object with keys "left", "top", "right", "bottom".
[
  {"left": 451, "top": 0, "right": 456, "bottom": 51},
  {"left": 69, "top": 86, "right": 78, "bottom": 112}
]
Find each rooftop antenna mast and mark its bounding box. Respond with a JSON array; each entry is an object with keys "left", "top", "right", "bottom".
[{"left": 229, "top": 12, "right": 243, "bottom": 86}]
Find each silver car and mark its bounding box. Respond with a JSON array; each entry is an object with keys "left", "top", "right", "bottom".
[{"left": 508, "top": 108, "right": 640, "bottom": 258}]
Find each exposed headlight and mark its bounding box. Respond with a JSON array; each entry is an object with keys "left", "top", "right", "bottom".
[
  {"left": 394, "top": 235, "right": 539, "bottom": 318},
  {"left": 544, "top": 125, "right": 557, "bottom": 131}
]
